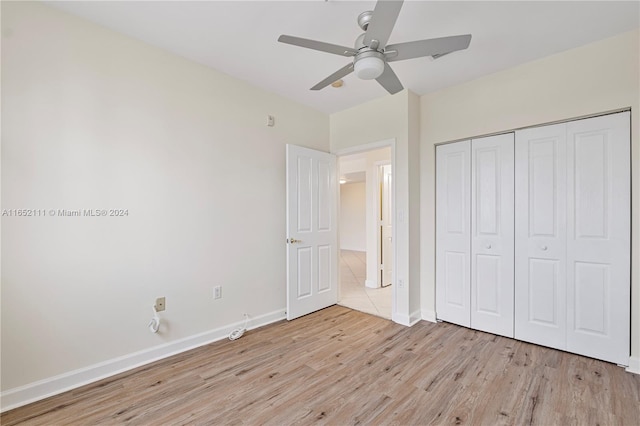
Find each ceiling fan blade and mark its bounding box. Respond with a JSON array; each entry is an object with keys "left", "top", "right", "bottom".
[
  {"left": 311, "top": 63, "right": 355, "bottom": 91},
  {"left": 363, "top": 0, "right": 404, "bottom": 49},
  {"left": 376, "top": 62, "right": 403, "bottom": 95},
  {"left": 278, "top": 35, "right": 357, "bottom": 57},
  {"left": 385, "top": 34, "right": 472, "bottom": 62}
]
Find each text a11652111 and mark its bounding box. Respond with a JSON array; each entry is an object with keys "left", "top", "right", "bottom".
[{"left": 1, "top": 208, "right": 129, "bottom": 217}]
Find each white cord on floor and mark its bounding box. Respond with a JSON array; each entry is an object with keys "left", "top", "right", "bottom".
[
  {"left": 229, "top": 313, "right": 249, "bottom": 340},
  {"left": 148, "top": 305, "right": 160, "bottom": 333}
]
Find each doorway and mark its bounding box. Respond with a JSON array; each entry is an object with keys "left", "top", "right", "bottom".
[{"left": 337, "top": 147, "right": 393, "bottom": 319}]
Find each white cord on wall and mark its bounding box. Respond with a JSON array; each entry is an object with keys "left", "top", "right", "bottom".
[
  {"left": 148, "top": 305, "right": 161, "bottom": 333},
  {"left": 229, "top": 314, "right": 249, "bottom": 341}
]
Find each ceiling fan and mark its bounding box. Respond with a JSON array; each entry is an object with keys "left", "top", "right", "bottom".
[{"left": 278, "top": 0, "right": 472, "bottom": 94}]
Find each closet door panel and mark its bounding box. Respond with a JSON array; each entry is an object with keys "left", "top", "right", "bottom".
[
  {"left": 471, "top": 133, "right": 514, "bottom": 337},
  {"left": 515, "top": 124, "right": 567, "bottom": 350},
  {"left": 566, "top": 112, "right": 630, "bottom": 365},
  {"left": 436, "top": 141, "right": 471, "bottom": 327}
]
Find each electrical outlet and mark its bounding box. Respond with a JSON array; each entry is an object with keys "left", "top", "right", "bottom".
[
  {"left": 155, "top": 297, "right": 166, "bottom": 312},
  {"left": 213, "top": 286, "right": 222, "bottom": 299}
]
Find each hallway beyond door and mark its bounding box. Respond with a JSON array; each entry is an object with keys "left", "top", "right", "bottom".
[{"left": 338, "top": 250, "right": 391, "bottom": 319}]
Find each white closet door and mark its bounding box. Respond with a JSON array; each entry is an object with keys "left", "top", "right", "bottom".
[
  {"left": 436, "top": 141, "right": 471, "bottom": 327},
  {"left": 566, "top": 112, "right": 630, "bottom": 365},
  {"left": 470, "top": 134, "right": 514, "bottom": 337},
  {"left": 515, "top": 124, "right": 567, "bottom": 349}
]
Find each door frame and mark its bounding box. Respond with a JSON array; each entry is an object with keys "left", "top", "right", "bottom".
[
  {"left": 335, "top": 139, "right": 397, "bottom": 323},
  {"left": 375, "top": 161, "right": 392, "bottom": 288}
]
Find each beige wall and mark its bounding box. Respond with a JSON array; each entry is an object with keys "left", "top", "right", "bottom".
[
  {"left": 420, "top": 30, "right": 640, "bottom": 359},
  {"left": 331, "top": 93, "right": 407, "bottom": 152},
  {"left": 330, "top": 91, "right": 421, "bottom": 324},
  {"left": 1, "top": 1, "right": 329, "bottom": 393},
  {"left": 339, "top": 182, "right": 366, "bottom": 252}
]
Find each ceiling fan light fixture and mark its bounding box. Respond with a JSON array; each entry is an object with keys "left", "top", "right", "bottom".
[{"left": 354, "top": 56, "right": 384, "bottom": 80}]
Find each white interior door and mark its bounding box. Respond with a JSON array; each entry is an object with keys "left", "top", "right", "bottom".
[
  {"left": 565, "top": 112, "right": 630, "bottom": 365},
  {"left": 471, "top": 134, "right": 514, "bottom": 337},
  {"left": 286, "top": 144, "right": 338, "bottom": 320},
  {"left": 380, "top": 164, "right": 393, "bottom": 287},
  {"left": 436, "top": 140, "right": 471, "bottom": 327},
  {"left": 515, "top": 123, "right": 567, "bottom": 350}
]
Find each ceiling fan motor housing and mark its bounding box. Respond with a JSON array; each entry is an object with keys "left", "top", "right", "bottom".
[{"left": 357, "top": 10, "right": 373, "bottom": 31}]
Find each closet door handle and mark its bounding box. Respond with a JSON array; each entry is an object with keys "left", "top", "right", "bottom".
[
  {"left": 541, "top": 245, "right": 548, "bottom": 251},
  {"left": 485, "top": 244, "right": 492, "bottom": 249}
]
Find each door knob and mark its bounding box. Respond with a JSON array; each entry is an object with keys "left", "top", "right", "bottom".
[
  {"left": 541, "top": 245, "right": 548, "bottom": 251},
  {"left": 485, "top": 244, "right": 492, "bottom": 249},
  {"left": 288, "top": 238, "right": 302, "bottom": 244}
]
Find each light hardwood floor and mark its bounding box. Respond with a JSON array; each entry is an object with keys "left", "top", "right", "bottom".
[{"left": 3, "top": 305, "right": 639, "bottom": 425}]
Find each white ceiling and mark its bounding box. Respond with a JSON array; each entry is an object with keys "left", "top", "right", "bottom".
[
  {"left": 342, "top": 171, "right": 366, "bottom": 183},
  {"left": 47, "top": 1, "right": 639, "bottom": 114}
]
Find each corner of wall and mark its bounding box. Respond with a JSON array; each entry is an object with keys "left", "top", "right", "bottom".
[
  {"left": 421, "top": 309, "right": 437, "bottom": 323},
  {"left": 626, "top": 356, "right": 640, "bottom": 375},
  {"left": 407, "top": 90, "right": 422, "bottom": 316}
]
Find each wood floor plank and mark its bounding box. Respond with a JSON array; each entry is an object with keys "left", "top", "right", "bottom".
[{"left": 3, "top": 305, "right": 639, "bottom": 425}]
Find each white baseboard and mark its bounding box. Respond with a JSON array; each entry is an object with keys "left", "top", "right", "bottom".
[
  {"left": 393, "top": 310, "right": 422, "bottom": 327},
  {"left": 0, "top": 309, "right": 286, "bottom": 413},
  {"left": 626, "top": 356, "right": 640, "bottom": 375},
  {"left": 340, "top": 247, "right": 366, "bottom": 253},
  {"left": 409, "top": 310, "right": 422, "bottom": 326},
  {"left": 421, "top": 309, "right": 437, "bottom": 323},
  {"left": 393, "top": 311, "right": 410, "bottom": 326},
  {"left": 365, "top": 279, "right": 378, "bottom": 289}
]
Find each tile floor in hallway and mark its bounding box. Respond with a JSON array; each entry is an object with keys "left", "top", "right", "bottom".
[{"left": 338, "top": 249, "right": 392, "bottom": 319}]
